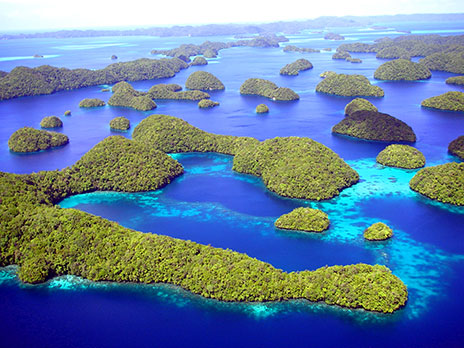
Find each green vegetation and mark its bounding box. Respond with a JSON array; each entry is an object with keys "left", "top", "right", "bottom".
[
  {"left": 376, "top": 47, "right": 411, "bottom": 59},
  {"left": 376, "top": 145, "right": 426, "bottom": 169},
  {"left": 256, "top": 104, "right": 269, "bottom": 114},
  {"left": 283, "top": 45, "right": 320, "bottom": 53},
  {"left": 64, "top": 110, "right": 71, "bottom": 116},
  {"left": 133, "top": 114, "right": 358, "bottom": 200},
  {"left": 148, "top": 84, "right": 210, "bottom": 101},
  {"left": 151, "top": 35, "right": 287, "bottom": 61},
  {"left": 316, "top": 73, "right": 384, "bottom": 97},
  {"left": 409, "top": 162, "right": 464, "bottom": 206},
  {"left": 337, "top": 43, "right": 376, "bottom": 53},
  {"left": 110, "top": 116, "right": 130, "bottom": 131},
  {"left": 364, "top": 222, "right": 393, "bottom": 241},
  {"left": 40, "top": 116, "right": 63, "bottom": 128},
  {"left": 280, "top": 59, "right": 313, "bottom": 76},
  {"left": 419, "top": 51, "right": 464, "bottom": 74},
  {"left": 8, "top": 127, "right": 69, "bottom": 153},
  {"left": 129, "top": 96, "right": 157, "bottom": 111},
  {"left": 108, "top": 81, "right": 157, "bottom": 111},
  {"left": 240, "top": 78, "right": 299, "bottom": 101},
  {"left": 374, "top": 59, "right": 431, "bottom": 81},
  {"left": 320, "top": 71, "right": 337, "bottom": 78},
  {"left": 332, "top": 110, "right": 416, "bottom": 142},
  {"left": 275, "top": 207, "right": 330, "bottom": 232},
  {"left": 446, "top": 76, "right": 464, "bottom": 86},
  {"left": 0, "top": 58, "right": 188, "bottom": 100},
  {"left": 232, "top": 136, "right": 359, "bottom": 200},
  {"left": 421, "top": 91, "right": 464, "bottom": 112},
  {"left": 332, "top": 51, "right": 351, "bottom": 59},
  {"left": 190, "top": 56, "right": 208, "bottom": 66},
  {"left": 198, "top": 99, "right": 219, "bottom": 108},
  {"left": 0, "top": 127, "right": 408, "bottom": 312},
  {"left": 346, "top": 57, "right": 362, "bottom": 63},
  {"left": 338, "top": 34, "right": 464, "bottom": 62},
  {"left": 132, "top": 114, "right": 258, "bottom": 155},
  {"left": 185, "top": 71, "right": 225, "bottom": 91},
  {"left": 324, "top": 32, "right": 345, "bottom": 40},
  {"left": 448, "top": 135, "right": 464, "bottom": 160},
  {"left": 79, "top": 98, "right": 105, "bottom": 108},
  {"left": 344, "top": 98, "right": 377, "bottom": 116}
]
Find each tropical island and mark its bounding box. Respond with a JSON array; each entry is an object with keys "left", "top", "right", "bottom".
[
  {"left": 8, "top": 127, "right": 69, "bottom": 153},
  {"left": 332, "top": 110, "right": 417, "bottom": 142},
  {"left": 280, "top": 59, "right": 313, "bottom": 76},
  {"left": 79, "top": 98, "right": 106, "bottom": 108},
  {"left": 448, "top": 136, "right": 464, "bottom": 160},
  {"left": 316, "top": 73, "right": 384, "bottom": 97},
  {"left": 108, "top": 81, "right": 157, "bottom": 111},
  {"left": 337, "top": 34, "right": 464, "bottom": 67},
  {"left": 332, "top": 51, "right": 351, "bottom": 60},
  {"left": 151, "top": 34, "right": 288, "bottom": 61},
  {"left": 421, "top": 91, "right": 464, "bottom": 112},
  {"left": 0, "top": 58, "right": 188, "bottom": 100},
  {"left": 374, "top": 59, "right": 432, "bottom": 81},
  {"left": 446, "top": 76, "right": 464, "bottom": 86},
  {"left": 376, "top": 144, "right": 426, "bottom": 169},
  {"left": 40, "top": 116, "right": 63, "bottom": 128},
  {"left": 283, "top": 45, "right": 320, "bottom": 53},
  {"left": 0, "top": 130, "right": 408, "bottom": 313},
  {"left": 420, "top": 51, "right": 464, "bottom": 74},
  {"left": 274, "top": 207, "right": 330, "bottom": 232},
  {"left": 364, "top": 222, "right": 394, "bottom": 241},
  {"left": 409, "top": 162, "right": 464, "bottom": 206},
  {"left": 198, "top": 99, "right": 219, "bottom": 108},
  {"left": 344, "top": 98, "right": 378, "bottom": 116},
  {"left": 346, "top": 57, "right": 362, "bottom": 63},
  {"left": 232, "top": 136, "right": 360, "bottom": 200},
  {"left": 240, "top": 78, "right": 299, "bottom": 101},
  {"left": 256, "top": 104, "right": 269, "bottom": 114},
  {"left": 185, "top": 71, "right": 225, "bottom": 91},
  {"left": 148, "top": 83, "right": 210, "bottom": 101},
  {"left": 132, "top": 115, "right": 358, "bottom": 200},
  {"left": 324, "top": 32, "right": 345, "bottom": 40},
  {"left": 110, "top": 116, "right": 130, "bottom": 131},
  {"left": 376, "top": 46, "right": 411, "bottom": 59},
  {"left": 190, "top": 56, "right": 208, "bottom": 66}
]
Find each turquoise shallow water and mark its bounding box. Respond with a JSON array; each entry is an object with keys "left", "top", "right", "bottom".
[{"left": 1, "top": 20, "right": 464, "bottom": 347}]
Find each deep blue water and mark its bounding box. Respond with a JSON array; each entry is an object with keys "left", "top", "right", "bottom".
[{"left": 1, "top": 21, "right": 464, "bottom": 347}]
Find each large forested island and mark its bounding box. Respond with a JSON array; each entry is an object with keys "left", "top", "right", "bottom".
[
  {"left": 448, "top": 136, "right": 464, "bottom": 160},
  {"left": 275, "top": 207, "right": 330, "bottom": 232},
  {"left": 0, "top": 119, "right": 408, "bottom": 313},
  {"left": 240, "top": 78, "right": 300, "bottom": 101},
  {"left": 374, "top": 59, "right": 432, "bottom": 81},
  {"left": 185, "top": 71, "right": 225, "bottom": 90},
  {"left": 0, "top": 58, "right": 188, "bottom": 100},
  {"left": 133, "top": 115, "right": 359, "bottom": 200},
  {"left": 108, "top": 82, "right": 157, "bottom": 111},
  {"left": 332, "top": 110, "right": 417, "bottom": 142},
  {"left": 316, "top": 73, "right": 384, "bottom": 97},
  {"left": 421, "top": 91, "right": 464, "bottom": 112},
  {"left": 410, "top": 162, "right": 464, "bottom": 206},
  {"left": 8, "top": 127, "right": 69, "bottom": 153},
  {"left": 376, "top": 144, "right": 426, "bottom": 169},
  {"left": 280, "top": 59, "right": 313, "bottom": 76}
]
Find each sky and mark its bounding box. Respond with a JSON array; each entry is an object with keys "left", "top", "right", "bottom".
[{"left": 0, "top": 0, "right": 463, "bottom": 32}]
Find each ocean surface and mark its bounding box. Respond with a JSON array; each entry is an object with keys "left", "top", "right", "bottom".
[{"left": 1, "top": 21, "right": 464, "bottom": 347}]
